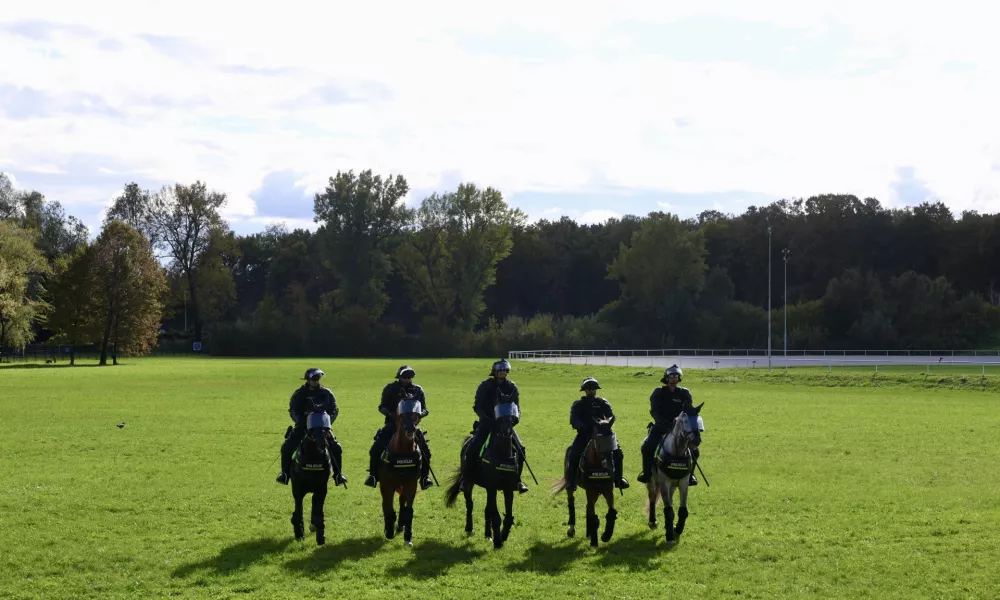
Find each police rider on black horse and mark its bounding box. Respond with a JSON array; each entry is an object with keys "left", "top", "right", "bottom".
[
  {"left": 566, "top": 377, "right": 629, "bottom": 491},
  {"left": 276, "top": 368, "right": 347, "bottom": 486},
  {"left": 458, "top": 359, "right": 529, "bottom": 494},
  {"left": 636, "top": 364, "right": 699, "bottom": 485},
  {"left": 364, "top": 365, "right": 434, "bottom": 490}
]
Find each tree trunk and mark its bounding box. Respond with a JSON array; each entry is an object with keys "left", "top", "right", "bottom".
[
  {"left": 70, "top": 345, "right": 75, "bottom": 366},
  {"left": 186, "top": 270, "right": 203, "bottom": 341},
  {"left": 112, "top": 322, "right": 119, "bottom": 365},
  {"left": 99, "top": 304, "right": 114, "bottom": 366}
]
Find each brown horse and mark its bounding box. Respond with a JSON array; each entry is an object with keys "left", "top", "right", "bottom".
[
  {"left": 553, "top": 418, "right": 618, "bottom": 547},
  {"left": 378, "top": 397, "right": 424, "bottom": 546}
]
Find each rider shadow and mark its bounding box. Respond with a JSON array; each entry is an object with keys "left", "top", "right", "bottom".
[
  {"left": 172, "top": 537, "right": 292, "bottom": 578},
  {"left": 595, "top": 531, "right": 676, "bottom": 571},
  {"left": 505, "top": 540, "right": 587, "bottom": 575},
  {"left": 386, "top": 539, "right": 486, "bottom": 579},
  {"left": 282, "top": 536, "right": 385, "bottom": 574}
]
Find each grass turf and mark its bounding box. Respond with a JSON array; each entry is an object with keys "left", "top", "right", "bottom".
[{"left": 1, "top": 358, "right": 999, "bottom": 599}]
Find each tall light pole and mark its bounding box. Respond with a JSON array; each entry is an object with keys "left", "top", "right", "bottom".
[
  {"left": 782, "top": 248, "right": 790, "bottom": 356},
  {"left": 767, "top": 222, "right": 772, "bottom": 371}
]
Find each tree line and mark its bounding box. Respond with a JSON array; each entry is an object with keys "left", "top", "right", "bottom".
[{"left": 2, "top": 170, "right": 998, "bottom": 363}]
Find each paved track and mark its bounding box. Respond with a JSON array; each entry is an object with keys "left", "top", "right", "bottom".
[{"left": 513, "top": 354, "right": 1000, "bottom": 369}]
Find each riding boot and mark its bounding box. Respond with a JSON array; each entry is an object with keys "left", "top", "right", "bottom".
[
  {"left": 689, "top": 473, "right": 698, "bottom": 486},
  {"left": 364, "top": 453, "right": 379, "bottom": 488},
  {"left": 565, "top": 467, "right": 578, "bottom": 492},
  {"left": 636, "top": 449, "right": 653, "bottom": 484},
  {"left": 614, "top": 448, "right": 630, "bottom": 489}
]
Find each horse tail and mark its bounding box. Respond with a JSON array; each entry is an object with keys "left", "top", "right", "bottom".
[
  {"left": 443, "top": 466, "right": 463, "bottom": 508},
  {"left": 551, "top": 476, "right": 568, "bottom": 496}
]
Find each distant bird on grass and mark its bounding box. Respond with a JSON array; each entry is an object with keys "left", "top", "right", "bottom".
[{"left": 117, "top": 422, "right": 125, "bottom": 429}]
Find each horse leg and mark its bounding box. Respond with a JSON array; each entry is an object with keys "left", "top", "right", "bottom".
[
  {"left": 675, "top": 479, "right": 690, "bottom": 536},
  {"left": 586, "top": 487, "right": 599, "bottom": 548},
  {"left": 401, "top": 481, "right": 416, "bottom": 546},
  {"left": 291, "top": 478, "right": 305, "bottom": 541},
  {"left": 380, "top": 478, "right": 397, "bottom": 540},
  {"left": 566, "top": 488, "right": 577, "bottom": 538},
  {"left": 601, "top": 488, "right": 617, "bottom": 543},
  {"left": 484, "top": 486, "right": 494, "bottom": 542},
  {"left": 647, "top": 478, "right": 659, "bottom": 530},
  {"left": 663, "top": 480, "right": 676, "bottom": 544},
  {"left": 311, "top": 476, "right": 328, "bottom": 546},
  {"left": 501, "top": 489, "right": 515, "bottom": 543},
  {"left": 464, "top": 486, "right": 474, "bottom": 536},
  {"left": 487, "top": 489, "right": 503, "bottom": 549}
]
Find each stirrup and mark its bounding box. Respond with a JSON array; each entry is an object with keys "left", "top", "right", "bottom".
[
  {"left": 420, "top": 477, "right": 434, "bottom": 490},
  {"left": 636, "top": 472, "right": 651, "bottom": 484},
  {"left": 364, "top": 474, "right": 378, "bottom": 488},
  {"left": 616, "top": 478, "right": 630, "bottom": 489},
  {"left": 275, "top": 472, "right": 289, "bottom": 485},
  {"left": 689, "top": 474, "right": 698, "bottom": 486},
  {"left": 334, "top": 473, "right": 348, "bottom": 486},
  {"left": 517, "top": 481, "right": 529, "bottom": 494}
]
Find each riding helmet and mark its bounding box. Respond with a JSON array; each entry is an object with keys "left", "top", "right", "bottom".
[
  {"left": 661, "top": 364, "right": 682, "bottom": 383},
  {"left": 491, "top": 359, "right": 512, "bottom": 376},
  {"left": 396, "top": 365, "right": 416, "bottom": 379},
  {"left": 580, "top": 377, "right": 601, "bottom": 391},
  {"left": 302, "top": 368, "right": 325, "bottom": 380}
]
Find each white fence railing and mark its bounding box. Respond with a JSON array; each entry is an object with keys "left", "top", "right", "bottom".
[
  {"left": 508, "top": 348, "right": 1000, "bottom": 358},
  {"left": 508, "top": 349, "right": 1000, "bottom": 373}
]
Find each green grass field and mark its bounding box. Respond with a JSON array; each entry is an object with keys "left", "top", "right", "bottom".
[{"left": 2, "top": 358, "right": 999, "bottom": 599}]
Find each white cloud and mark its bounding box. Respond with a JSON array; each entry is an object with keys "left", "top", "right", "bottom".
[
  {"left": 2, "top": 0, "right": 1000, "bottom": 226},
  {"left": 579, "top": 209, "right": 623, "bottom": 224}
]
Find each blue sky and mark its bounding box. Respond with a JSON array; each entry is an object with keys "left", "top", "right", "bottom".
[{"left": 2, "top": 1, "right": 998, "bottom": 236}]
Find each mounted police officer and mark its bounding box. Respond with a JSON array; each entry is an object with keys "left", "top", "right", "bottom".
[
  {"left": 364, "top": 365, "right": 434, "bottom": 490},
  {"left": 636, "top": 364, "right": 699, "bottom": 485},
  {"left": 459, "top": 359, "right": 529, "bottom": 494},
  {"left": 566, "top": 377, "right": 629, "bottom": 491},
  {"left": 276, "top": 368, "right": 346, "bottom": 486}
]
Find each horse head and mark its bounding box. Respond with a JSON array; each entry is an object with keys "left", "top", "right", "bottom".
[
  {"left": 395, "top": 397, "right": 423, "bottom": 442},
  {"left": 670, "top": 402, "right": 705, "bottom": 451},
  {"left": 303, "top": 411, "right": 332, "bottom": 458},
  {"left": 489, "top": 401, "right": 519, "bottom": 459},
  {"left": 588, "top": 418, "right": 618, "bottom": 464}
]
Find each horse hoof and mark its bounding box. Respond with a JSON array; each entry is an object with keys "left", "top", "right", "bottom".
[
  {"left": 601, "top": 533, "right": 612, "bottom": 543},
  {"left": 317, "top": 537, "right": 325, "bottom": 546},
  {"left": 309, "top": 524, "right": 316, "bottom": 533},
  {"left": 648, "top": 521, "right": 658, "bottom": 530},
  {"left": 666, "top": 539, "right": 676, "bottom": 546},
  {"left": 567, "top": 526, "right": 575, "bottom": 538},
  {"left": 404, "top": 540, "right": 413, "bottom": 547}
]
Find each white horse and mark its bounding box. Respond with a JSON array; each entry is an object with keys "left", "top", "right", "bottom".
[{"left": 646, "top": 403, "right": 704, "bottom": 545}]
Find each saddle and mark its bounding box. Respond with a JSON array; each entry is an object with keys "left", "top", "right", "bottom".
[
  {"left": 293, "top": 446, "right": 330, "bottom": 472},
  {"left": 482, "top": 446, "right": 518, "bottom": 474},
  {"left": 381, "top": 448, "right": 422, "bottom": 474},
  {"left": 654, "top": 440, "right": 692, "bottom": 480}
]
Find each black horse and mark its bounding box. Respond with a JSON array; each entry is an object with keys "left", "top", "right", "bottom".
[
  {"left": 444, "top": 402, "right": 523, "bottom": 550},
  {"left": 290, "top": 412, "right": 341, "bottom": 546}
]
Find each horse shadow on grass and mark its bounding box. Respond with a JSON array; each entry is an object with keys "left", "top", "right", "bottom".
[
  {"left": 386, "top": 539, "right": 486, "bottom": 579},
  {"left": 505, "top": 540, "right": 587, "bottom": 575},
  {"left": 594, "top": 531, "right": 678, "bottom": 571},
  {"left": 172, "top": 537, "right": 293, "bottom": 578},
  {"left": 282, "top": 536, "right": 385, "bottom": 574}
]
